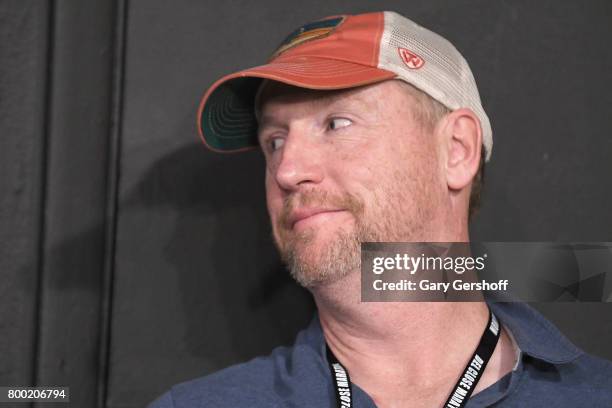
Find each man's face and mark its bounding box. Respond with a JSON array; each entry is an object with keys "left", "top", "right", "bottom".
[{"left": 257, "top": 80, "right": 446, "bottom": 288}]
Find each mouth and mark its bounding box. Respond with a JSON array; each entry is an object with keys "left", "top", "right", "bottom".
[{"left": 288, "top": 208, "right": 348, "bottom": 231}]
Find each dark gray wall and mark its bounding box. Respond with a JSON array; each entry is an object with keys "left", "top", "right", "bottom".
[
  {"left": 1, "top": 1, "right": 611, "bottom": 407},
  {"left": 1, "top": 1, "right": 121, "bottom": 407}
]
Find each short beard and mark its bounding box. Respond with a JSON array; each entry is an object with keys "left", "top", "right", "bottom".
[
  {"left": 275, "top": 189, "right": 365, "bottom": 288},
  {"left": 285, "top": 225, "right": 361, "bottom": 288},
  {"left": 274, "top": 168, "right": 439, "bottom": 289}
]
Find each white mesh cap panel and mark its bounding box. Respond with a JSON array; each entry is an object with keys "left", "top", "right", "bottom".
[{"left": 378, "top": 11, "right": 493, "bottom": 161}]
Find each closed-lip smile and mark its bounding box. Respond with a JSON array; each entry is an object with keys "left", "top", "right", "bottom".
[{"left": 288, "top": 208, "right": 346, "bottom": 229}]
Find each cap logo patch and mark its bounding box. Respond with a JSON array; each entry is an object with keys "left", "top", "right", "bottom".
[
  {"left": 270, "top": 16, "right": 346, "bottom": 60},
  {"left": 398, "top": 47, "right": 425, "bottom": 69}
]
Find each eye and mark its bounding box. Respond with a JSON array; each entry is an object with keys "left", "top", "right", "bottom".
[
  {"left": 328, "top": 117, "right": 352, "bottom": 131},
  {"left": 269, "top": 137, "right": 285, "bottom": 151}
]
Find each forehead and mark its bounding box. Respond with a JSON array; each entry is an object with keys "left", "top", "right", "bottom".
[{"left": 255, "top": 80, "right": 405, "bottom": 118}]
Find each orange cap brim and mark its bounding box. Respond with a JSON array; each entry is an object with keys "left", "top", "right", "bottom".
[{"left": 197, "top": 57, "right": 396, "bottom": 153}]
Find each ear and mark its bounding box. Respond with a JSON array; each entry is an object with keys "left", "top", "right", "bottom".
[{"left": 440, "top": 108, "right": 482, "bottom": 191}]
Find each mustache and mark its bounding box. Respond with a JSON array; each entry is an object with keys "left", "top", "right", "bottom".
[{"left": 278, "top": 189, "right": 365, "bottom": 230}]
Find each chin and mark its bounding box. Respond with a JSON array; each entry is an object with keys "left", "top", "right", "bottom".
[{"left": 285, "top": 228, "right": 361, "bottom": 289}]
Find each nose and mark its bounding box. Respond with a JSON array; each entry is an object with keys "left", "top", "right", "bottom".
[{"left": 273, "top": 126, "right": 324, "bottom": 191}]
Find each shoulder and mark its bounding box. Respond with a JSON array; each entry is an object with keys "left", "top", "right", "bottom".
[
  {"left": 563, "top": 352, "right": 612, "bottom": 390},
  {"left": 147, "top": 347, "right": 291, "bottom": 408},
  {"left": 515, "top": 350, "right": 612, "bottom": 405},
  {"left": 147, "top": 335, "right": 330, "bottom": 408},
  {"left": 147, "top": 315, "right": 328, "bottom": 408}
]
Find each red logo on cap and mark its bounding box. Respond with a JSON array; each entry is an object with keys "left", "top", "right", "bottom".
[{"left": 398, "top": 48, "right": 425, "bottom": 69}]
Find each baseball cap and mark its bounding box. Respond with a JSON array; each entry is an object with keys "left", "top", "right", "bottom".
[{"left": 198, "top": 11, "right": 493, "bottom": 161}]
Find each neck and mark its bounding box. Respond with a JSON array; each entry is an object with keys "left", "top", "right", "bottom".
[{"left": 311, "top": 271, "right": 516, "bottom": 408}]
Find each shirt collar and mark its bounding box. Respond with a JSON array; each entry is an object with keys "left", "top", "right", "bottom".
[{"left": 488, "top": 301, "right": 583, "bottom": 364}]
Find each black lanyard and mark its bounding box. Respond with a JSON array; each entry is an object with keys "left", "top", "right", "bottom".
[{"left": 326, "top": 309, "right": 501, "bottom": 408}]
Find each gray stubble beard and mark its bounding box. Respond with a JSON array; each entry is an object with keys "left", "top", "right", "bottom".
[
  {"left": 283, "top": 225, "right": 362, "bottom": 288},
  {"left": 276, "top": 165, "right": 440, "bottom": 289}
]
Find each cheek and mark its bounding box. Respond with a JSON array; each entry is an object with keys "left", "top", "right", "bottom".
[
  {"left": 332, "top": 142, "right": 394, "bottom": 191},
  {"left": 265, "top": 172, "right": 283, "bottom": 221},
  {"left": 343, "top": 165, "right": 379, "bottom": 192}
]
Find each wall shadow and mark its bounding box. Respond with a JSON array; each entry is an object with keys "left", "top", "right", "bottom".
[{"left": 127, "top": 143, "right": 314, "bottom": 367}]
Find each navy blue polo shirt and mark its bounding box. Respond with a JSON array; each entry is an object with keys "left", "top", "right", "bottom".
[{"left": 148, "top": 302, "right": 612, "bottom": 407}]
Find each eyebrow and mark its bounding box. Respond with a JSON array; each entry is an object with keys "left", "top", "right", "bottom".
[{"left": 257, "top": 115, "right": 286, "bottom": 134}]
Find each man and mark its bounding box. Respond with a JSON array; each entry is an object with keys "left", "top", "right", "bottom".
[{"left": 150, "top": 11, "right": 612, "bottom": 408}]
